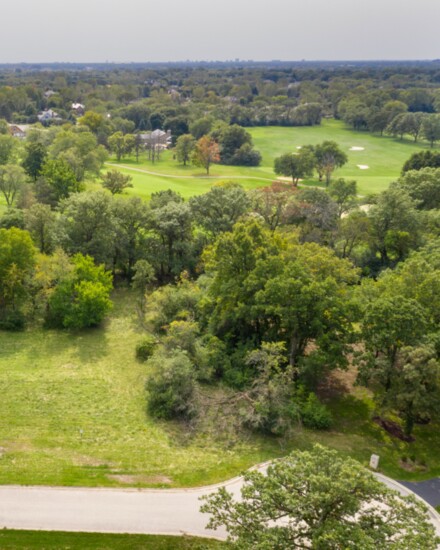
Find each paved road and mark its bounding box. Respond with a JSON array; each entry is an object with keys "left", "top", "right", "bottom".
[
  {"left": 400, "top": 477, "right": 440, "bottom": 508},
  {"left": 1, "top": 469, "right": 439, "bottom": 540}
]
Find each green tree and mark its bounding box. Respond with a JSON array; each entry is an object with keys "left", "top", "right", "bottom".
[
  {"left": 24, "top": 203, "right": 55, "bottom": 254},
  {"left": 145, "top": 348, "right": 198, "bottom": 420},
  {"left": 356, "top": 295, "right": 428, "bottom": 404},
  {"left": 132, "top": 259, "right": 155, "bottom": 315},
  {"left": 100, "top": 170, "right": 133, "bottom": 195},
  {"left": 274, "top": 149, "right": 315, "bottom": 186},
  {"left": 189, "top": 182, "right": 250, "bottom": 235},
  {"left": 38, "top": 158, "right": 79, "bottom": 205},
  {"left": 55, "top": 191, "right": 117, "bottom": 266},
  {"left": 108, "top": 131, "right": 135, "bottom": 161},
  {"left": 328, "top": 178, "right": 357, "bottom": 218},
  {"left": 175, "top": 134, "right": 195, "bottom": 166},
  {"left": 0, "top": 134, "right": 16, "bottom": 165},
  {"left": 0, "top": 164, "right": 26, "bottom": 207},
  {"left": 314, "top": 141, "right": 348, "bottom": 185},
  {"left": 421, "top": 114, "right": 440, "bottom": 147},
  {"left": 368, "top": 186, "right": 421, "bottom": 266},
  {"left": 0, "top": 227, "right": 36, "bottom": 328},
  {"left": 398, "top": 167, "right": 440, "bottom": 210},
  {"left": 22, "top": 141, "right": 47, "bottom": 181},
  {"left": 389, "top": 345, "right": 440, "bottom": 437},
  {"left": 201, "top": 445, "right": 439, "bottom": 550},
  {"left": 46, "top": 254, "right": 113, "bottom": 329}
]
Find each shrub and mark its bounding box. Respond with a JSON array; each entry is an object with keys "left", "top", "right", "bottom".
[
  {"left": 135, "top": 335, "right": 157, "bottom": 361},
  {"left": 300, "top": 393, "right": 332, "bottom": 429},
  {"left": 146, "top": 349, "right": 198, "bottom": 421},
  {"left": 0, "top": 309, "right": 25, "bottom": 331}
]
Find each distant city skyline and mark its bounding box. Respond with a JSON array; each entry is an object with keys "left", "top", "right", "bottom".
[{"left": 1, "top": 0, "right": 439, "bottom": 63}]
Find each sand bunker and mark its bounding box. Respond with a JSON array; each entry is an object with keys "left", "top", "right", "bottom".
[
  {"left": 350, "top": 146, "right": 365, "bottom": 151},
  {"left": 357, "top": 164, "right": 369, "bottom": 170},
  {"left": 296, "top": 146, "right": 302, "bottom": 149}
]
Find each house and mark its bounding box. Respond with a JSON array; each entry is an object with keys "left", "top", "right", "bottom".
[
  {"left": 44, "top": 89, "right": 57, "bottom": 99},
  {"left": 8, "top": 124, "right": 28, "bottom": 139},
  {"left": 139, "top": 129, "right": 172, "bottom": 149},
  {"left": 71, "top": 103, "right": 85, "bottom": 116},
  {"left": 37, "top": 109, "right": 60, "bottom": 123}
]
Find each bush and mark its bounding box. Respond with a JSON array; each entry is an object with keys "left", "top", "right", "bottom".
[
  {"left": 300, "top": 393, "right": 332, "bottom": 430},
  {"left": 0, "top": 309, "right": 25, "bottom": 331},
  {"left": 135, "top": 335, "right": 157, "bottom": 361},
  {"left": 146, "top": 349, "right": 198, "bottom": 421}
]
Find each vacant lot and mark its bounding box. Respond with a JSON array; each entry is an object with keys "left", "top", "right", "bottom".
[{"left": 1, "top": 289, "right": 439, "bottom": 488}]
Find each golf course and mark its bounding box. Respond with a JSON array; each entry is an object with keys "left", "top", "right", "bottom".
[{"left": 103, "top": 119, "right": 433, "bottom": 199}]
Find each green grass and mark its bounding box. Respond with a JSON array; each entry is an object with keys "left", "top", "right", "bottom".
[
  {"left": 103, "top": 119, "right": 433, "bottom": 198},
  {"left": 1, "top": 289, "right": 439, "bottom": 488},
  {"left": 0, "top": 530, "right": 224, "bottom": 549},
  {"left": 0, "top": 289, "right": 285, "bottom": 488}
]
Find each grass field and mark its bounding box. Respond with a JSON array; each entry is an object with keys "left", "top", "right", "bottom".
[
  {"left": 103, "top": 119, "right": 433, "bottom": 199},
  {"left": 1, "top": 289, "right": 440, "bottom": 488},
  {"left": 0, "top": 530, "right": 224, "bottom": 549}
]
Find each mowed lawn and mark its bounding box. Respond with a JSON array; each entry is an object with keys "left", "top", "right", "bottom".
[
  {"left": 0, "top": 531, "right": 224, "bottom": 550},
  {"left": 1, "top": 289, "right": 440, "bottom": 488},
  {"left": 103, "top": 119, "right": 434, "bottom": 198}
]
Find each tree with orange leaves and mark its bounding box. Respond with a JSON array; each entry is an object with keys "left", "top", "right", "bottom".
[{"left": 192, "top": 135, "right": 220, "bottom": 175}]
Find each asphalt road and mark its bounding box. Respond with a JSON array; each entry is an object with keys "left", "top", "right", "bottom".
[
  {"left": 1, "top": 469, "right": 439, "bottom": 540},
  {"left": 400, "top": 478, "right": 440, "bottom": 508}
]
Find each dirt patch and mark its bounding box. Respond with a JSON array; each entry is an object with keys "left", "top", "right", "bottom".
[
  {"left": 399, "top": 458, "right": 428, "bottom": 473},
  {"left": 373, "top": 416, "right": 415, "bottom": 442},
  {"left": 73, "top": 455, "right": 114, "bottom": 467},
  {"left": 0, "top": 446, "right": 5, "bottom": 457},
  {"left": 107, "top": 474, "right": 173, "bottom": 485}
]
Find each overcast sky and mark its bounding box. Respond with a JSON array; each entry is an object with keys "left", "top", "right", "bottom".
[{"left": 1, "top": 0, "right": 439, "bottom": 63}]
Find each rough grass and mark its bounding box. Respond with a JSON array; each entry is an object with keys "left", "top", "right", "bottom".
[
  {"left": 0, "top": 530, "right": 224, "bottom": 549},
  {"left": 102, "top": 119, "right": 433, "bottom": 199},
  {"left": 1, "top": 289, "right": 440, "bottom": 488}
]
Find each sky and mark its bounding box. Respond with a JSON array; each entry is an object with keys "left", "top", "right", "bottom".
[{"left": 1, "top": 0, "right": 440, "bottom": 63}]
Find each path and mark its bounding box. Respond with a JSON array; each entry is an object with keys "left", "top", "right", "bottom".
[
  {"left": 1, "top": 467, "right": 440, "bottom": 541},
  {"left": 106, "top": 162, "right": 275, "bottom": 183}
]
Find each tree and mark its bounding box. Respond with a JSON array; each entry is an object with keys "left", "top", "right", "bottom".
[
  {"left": 55, "top": 191, "right": 117, "bottom": 267},
  {"left": 314, "top": 141, "right": 348, "bottom": 185},
  {"left": 398, "top": 167, "right": 440, "bottom": 210},
  {"left": 201, "top": 445, "right": 439, "bottom": 549},
  {"left": 356, "top": 295, "right": 428, "bottom": 405},
  {"left": 24, "top": 203, "right": 55, "bottom": 254},
  {"left": 22, "top": 141, "right": 47, "bottom": 181},
  {"left": 175, "top": 134, "right": 195, "bottom": 166},
  {"left": 37, "top": 158, "right": 79, "bottom": 205},
  {"left": 46, "top": 254, "right": 113, "bottom": 329},
  {"left": 328, "top": 178, "right": 357, "bottom": 218},
  {"left": 368, "top": 187, "right": 421, "bottom": 266},
  {"left": 145, "top": 348, "right": 198, "bottom": 420},
  {"left": 387, "top": 112, "right": 424, "bottom": 142},
  {"left": 108, "top": 131, "right": 135, "bottom": 161},
  {"left": 389, "top": 345, "right": 440, "bottom": 437},
  {"left": 402, "top": 150, "right": 440, "bottom": 173},
  {"left": 132, "top": 259, "right": 155, "bottom": 315},
  {"left": 0, "top": 134, "right": 16, "bottom": 165},
  {"left": 0, "top": 227, "right": 36, "bottom": 329},
  {"left": 100, "top": 170, "right": 133, "bottom": 195},
  {"left": 189, "top": 182, "right": 250, "bottom": 235},
  {"left": 192, "top": 135, "right": 220, "bottom": 175},
  {"left": 274, "top": 149, "right": 315, "bottom": 186},
  {"left": 421, "top": 114, "right": 440, "bottom": 147},
  {"left": 0, "top": 164, "right": 26, "bottom": 206},
  {"left": 251, "top": 182, "right": 299, "bottom": 231}
]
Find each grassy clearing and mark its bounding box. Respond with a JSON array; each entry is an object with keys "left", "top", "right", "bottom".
[
  {"left": 0, "top": 530, "right": 224, "bottom": 549},
  {"left": 1, "top": 289, "right": 439, "bottom": 488},
  {"left": 103, "top": 119, "right": 433, "bottom": 199}
]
